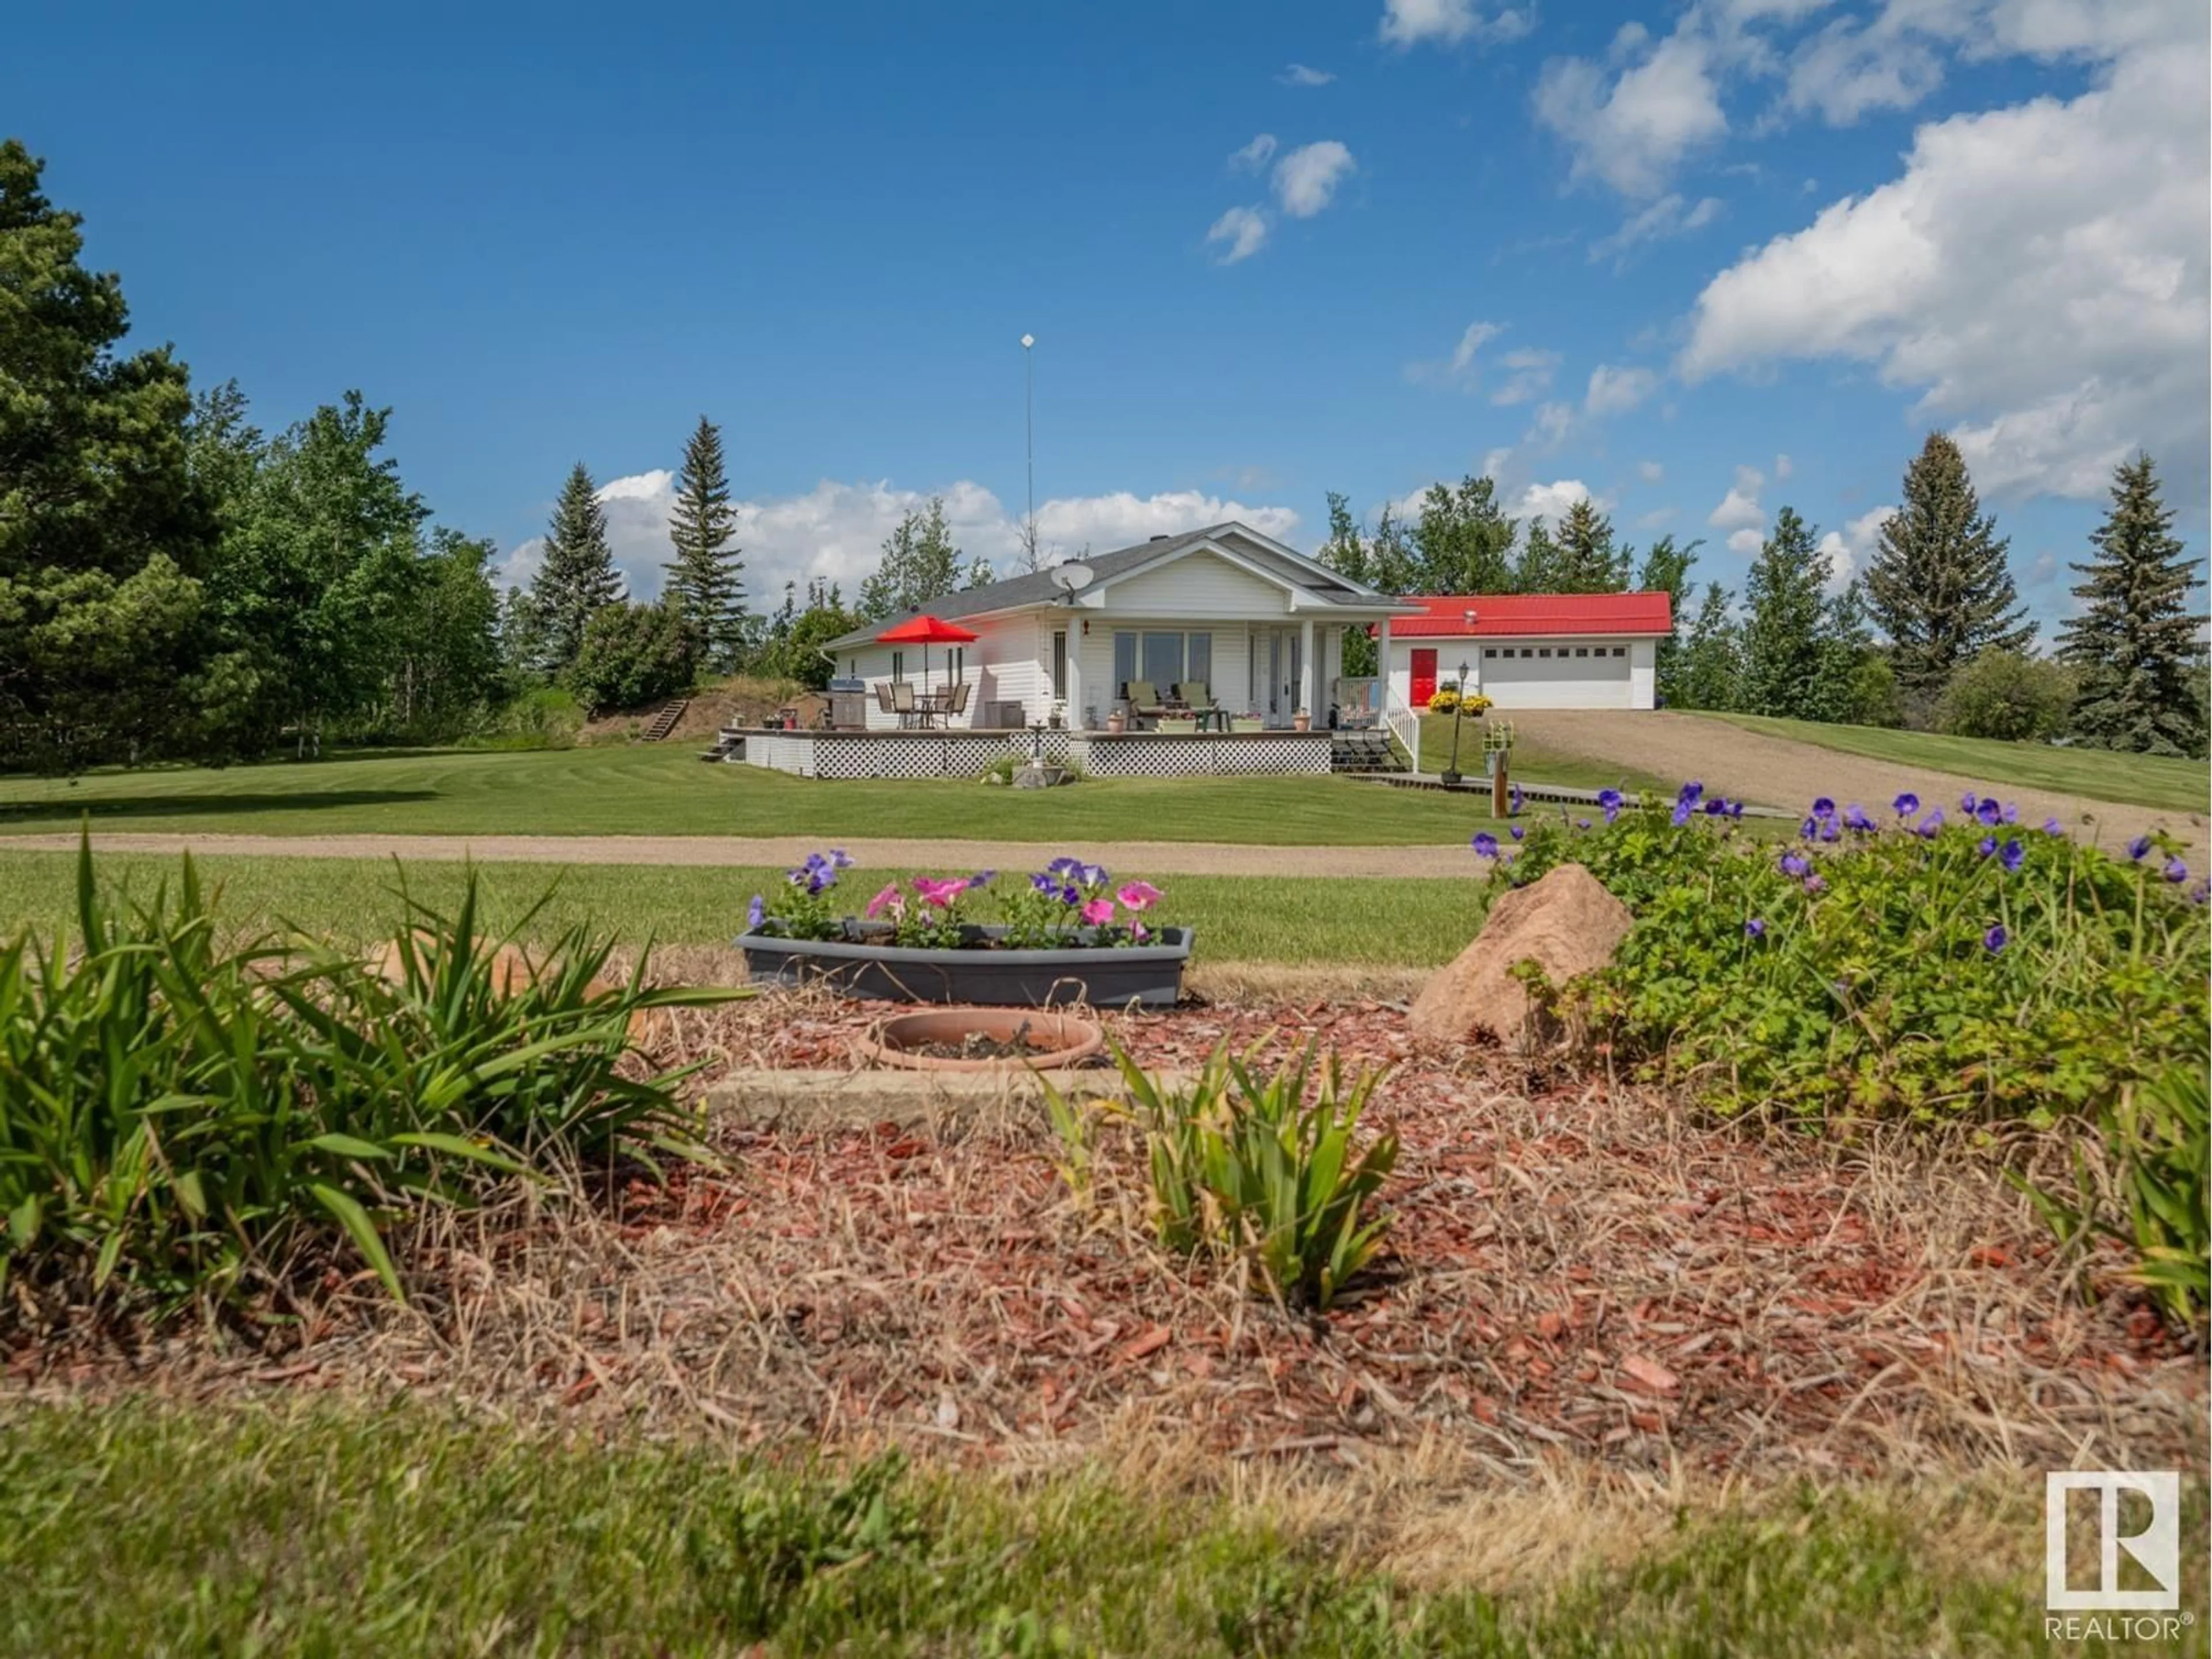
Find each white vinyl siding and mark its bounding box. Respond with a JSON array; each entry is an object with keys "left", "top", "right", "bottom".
[
  {"left": 1102, "top": 551, "right": 1297, "bottom": 619},
  {"left": 1387, "top": 635, "right": 1654, "bottom": 711}
]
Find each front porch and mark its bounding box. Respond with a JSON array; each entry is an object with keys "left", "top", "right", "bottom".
[{"left": 730, "top": 725, "right": 1352, "bottom": 779}]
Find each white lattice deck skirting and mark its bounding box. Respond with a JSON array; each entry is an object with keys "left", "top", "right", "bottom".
[
  {"left": 1067, "top": 732, "right": 1334, "bottom": 777},
  {"left": 740, "top": 730, "right": 1072, "bottom": 779}
]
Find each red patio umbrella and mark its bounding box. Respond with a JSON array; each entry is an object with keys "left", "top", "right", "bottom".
[{"left": 875, "top": 613, "right": 979, "bottom": 699}]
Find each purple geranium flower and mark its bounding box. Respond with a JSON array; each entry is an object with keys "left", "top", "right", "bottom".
[
  {"left": 1679, "top": 779, "right": 1705, "bottom": 807},
  {"left": 969, "top": 869, "right": 997, "bottom": 887},
  {"left": 1576, "top": 817, "right": 1592, "bottom": 831},
  {"left": 1983, "top": 923, "right": 2008, "bottom": 954},
  {"left": 746, "top": 893, "right": 766, "bottom": 931},
  {"left": 2164, "top": 857, "right": 2188, "bottom": 884},
  {"left": 1744, "top": 917, "right": 1766, "bottom": 939},
  {"left": 1596, "top": 787, "right": 1624, "bottom": 824},
  {"left": 1960, "top": 791, "right": 1979, "bottom": 813},
  {"left": 1509, "top": 783, "right": 1524, "bottom": 813},
  {"left": 2127, "top": 835, "right": 2153, "bottom": 861},
  {"left": 1703, "top": 798, "right": 1728, "bottom": 816},
  {"left": 1842, "top": 803, "right": 1876, "bottom": 833},
  {"left": 1916, "top": 808, "right": 1945, "bottom": 839},
  {"left": 1728, "top": 801, "right": 1744, "bottom": 820},
  {"left": 2041, "top": 817, "right": 2063, "bottom": 836},
  {"left": 1779, "top": 852, "right": 1809, "bottom": 878},
  {"left": 1893, "top": 792, "right": 1919, "bottom": 817},
  {"left": 1510, "top": 824, "right": 1525, "bottom": 840},
  {"left": 1472, "top": 832, "right": 1500, "bottom": 858},
  {"left": 1974, "top": 799, "right": 2002, "bottom": 828},
  {"left": 1999, "top": 839, "right": 2025, "bottom": 873},
  {"left": 1810, "top": 796, "right": 1836, "bottom": 819},
  {"left": 1671, "top": 801, "right": 1693, "bottom": 826},
  {"left": 1977, "top": 836, "right": 1997, "bottom": 858},
  {"left": 1029, "top": 872, "right": 1059, "bottom": 895}
]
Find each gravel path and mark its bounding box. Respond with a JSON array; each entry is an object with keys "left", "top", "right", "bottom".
[
  {"left": 1509, "top": 710, "right": 2203, "bottom": 853},
  {"left": 0, "top": 832, "right": 1472, "bottom": 878}
]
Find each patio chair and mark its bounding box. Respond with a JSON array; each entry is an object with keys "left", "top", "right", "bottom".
[
  {"left": 874, "top": 683, "right": 896, "bottom": 722},
  {"left": 891, "top": 680, "right": 919, "bottom": 729},
  {"left": 1123, "top": 680, "right": 1171, "bottom": 725},
  {"left": 1173, "top": 681, "right": 1218, "bottom": 713},
  {"left": 944, "top": 680, "right": 972, "bottom": 722}
]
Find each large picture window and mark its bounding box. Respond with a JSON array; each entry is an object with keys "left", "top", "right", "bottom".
[{"left": 1115, "top": 630, "right": 1214, "bottom": 694}]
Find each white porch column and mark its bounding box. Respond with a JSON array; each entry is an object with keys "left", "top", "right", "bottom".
[
  {"left": 1064, "top": 626, "right": 1085, "bottom": 730},
  {"left": 1376, "top": 614, "right": 1392, "bottom": 715},
  {"left": 1299, "top": 615, "right": 1316, "bottom": 722}
]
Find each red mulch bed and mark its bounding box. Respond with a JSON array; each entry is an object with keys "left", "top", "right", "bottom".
[{"left": 7, "top": 992, "right": 2202, "bottom": 1481}]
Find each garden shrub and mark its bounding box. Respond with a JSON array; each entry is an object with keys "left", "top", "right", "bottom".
[
  {"left": 0, "top": 840, "right": 732, "bottom": 1309},
  {"left": 1048, "top": 1037, "right": 1397, "bottom": 1311},
  {"left": 1483, "top": 786, "right": 2210, "bottom": 1127},
  {"left": 1935, "top": 650, "right": 2077, "bottom": 742},
  {"left": 571, "top": 600, "right": 702, "bottom": 716}
]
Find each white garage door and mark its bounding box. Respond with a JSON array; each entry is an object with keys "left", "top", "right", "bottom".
[{"left": 1479, "top": 642, "right": 1632, "bottom": 710}]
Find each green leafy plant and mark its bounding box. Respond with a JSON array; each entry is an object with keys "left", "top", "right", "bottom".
[
  {"left": 1090, "top": 1036, "right": 1397, "bottom": 1311},
  {"left": 0, "top": 836, "right": 735, "bottom": 1309},
  {"left": 2014, "top": 1065, "right": 2209, "bottom": 1327}
]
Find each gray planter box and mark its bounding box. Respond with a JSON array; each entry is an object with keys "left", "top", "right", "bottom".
[{"left": 736, "top": 922, "right": 1194, "bottom": 1007}]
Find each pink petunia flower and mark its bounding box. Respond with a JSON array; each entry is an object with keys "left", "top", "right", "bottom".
[
  {"left": 1116, "top": 881, "right": 1162, "bottom": 912},
  {"left": 864, "top": 883, "right": 903, "bottom": 919},
  {"left": 912, "top": 876, "right": 970, "bottom": 908},
  {"left": 1081, "top": 897, "right": 1115, "bottom": 926}
]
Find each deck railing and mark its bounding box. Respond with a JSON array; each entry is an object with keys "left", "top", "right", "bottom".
[{"left": 1381, "top": 693, "right": 1420, "bottom": 775}]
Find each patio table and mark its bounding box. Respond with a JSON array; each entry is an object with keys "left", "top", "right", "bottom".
[{"left": 1191, "top": 707, "right": 1231, "bottom": 732}]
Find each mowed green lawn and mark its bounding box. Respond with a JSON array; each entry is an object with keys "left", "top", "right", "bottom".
[
  {"left": 1704, "top": 713, "right": 2209, "bottom": 813},
  {"left": 0, "top": 850, "right": 1489, "bottom": 967},
  {"left": 0, "top": 744, "right": 1521, "bottom": 844}
]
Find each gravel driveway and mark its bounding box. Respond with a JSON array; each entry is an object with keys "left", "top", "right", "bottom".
[{"left": 1510, "top": 710, "right": 2203, "bottom": 854}]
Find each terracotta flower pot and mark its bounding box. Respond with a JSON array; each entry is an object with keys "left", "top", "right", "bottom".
[{"left": 856, "top": 1007, "right": 1105, "bottom": 1071}]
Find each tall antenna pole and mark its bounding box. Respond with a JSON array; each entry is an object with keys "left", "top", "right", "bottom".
[{"left": 1021, "top": 332, "right": 1036, "bottom": 570}]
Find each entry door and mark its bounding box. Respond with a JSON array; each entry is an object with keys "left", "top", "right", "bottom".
[
  {"left": 1257, "top": 628, "right": 1302, "bottom": 724},
  {"left": 1410, "top": 648, "right": 1438, "bottom": 708}
]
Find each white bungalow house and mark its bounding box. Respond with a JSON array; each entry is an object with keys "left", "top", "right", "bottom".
[
  {"left": 822, "top": 522, "right": 1425, "bottom": 733},
  {"left": 1381, "top": 591, "right": 1673, "bottom": 712}
]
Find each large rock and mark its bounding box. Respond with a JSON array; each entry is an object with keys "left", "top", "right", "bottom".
[{"left": 1410, "top": 862, "right": 1633, "bottom": 1043}]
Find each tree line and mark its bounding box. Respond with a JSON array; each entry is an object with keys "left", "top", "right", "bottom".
[{"left": 1320, "top": 440, "right": 2206, "bottom": 757}]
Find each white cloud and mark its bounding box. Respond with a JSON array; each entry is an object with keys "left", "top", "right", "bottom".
[
  {"left": 1379, "top": 0, "right": 1536, "bottom": 48},
  {"left": 1773, "top": 452, "right": 1793, "bottom": 478},
  {"left": 1726, "top": 527, "right": 1764, "bottom": 555},
  {"left": 1272, "top": 141, "right": 1356, "bottom": 217},
  {"left": 1524, "top": 400, "right": 1575, "bottom": 449},
  {"left": 1516, "top": 478, "right": 1605, "bottom": 525},
  {"left": 1406, "top": 319, "right": 1503, "bottom": 387},
  {"left": 1279, "top": 63, "right": 1336, "bottom": 86},
  {"left": 1707, "top": 464, "right": 1767, "bottom": 532},
  {"left": 1816, "top": 503, "right": 1894, "bottom": 592},
  {"left": 1638, "top": 459, "right": 1666, "bottom": 482},
  {"left": 1206, "top": 205, "right": 1270, "bottom": 263},
  {"left": 1784, "top": 16, "right": 1946, "bottom": 124},
  {"left": 1590, "top": 192, "right": 1725, "bottom": 262},
  {"left": 1634, "top": 505, "right": 1676, "bottom": 529},
  {"left": 1533, "top": 28, "right": 1728, "bottom": 197},
  {"left": 1450, "top": 320, "right": 1503, "bottom": 376},
  {"left": 1491, "top": 347, "right": 1561, "bottom": 406},
  {"left": 1231, "top": 132, "right": 1278, "bottom": 170},
  {"left": 1681, "top": 14, "right": 2210, "bottom": 504},
  {"left": 1585, "top": 363, "right": 1659, "bottom": 415},
  {"left": 502, "top": 475, "right": 1301, "bottom": 605}
]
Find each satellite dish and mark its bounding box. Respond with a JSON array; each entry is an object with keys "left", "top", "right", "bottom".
[{"left": 1051, "top": 562, "right": 1094, "bottom": 597}]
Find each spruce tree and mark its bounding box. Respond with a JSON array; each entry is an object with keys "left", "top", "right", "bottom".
[
  {"left": 664, "top": 415, "right": 747, "bottom": 671},
  {"left": 1740, "top": 507, "right": 1832, "bottom": 718},
  {"left": 1864, "top": 432, "right": 2032, "bottom": 696},
  {"left": 2057, "top": 453, "right": 2208, "bottom": 757},
  {"left": 1551, "top": 498, "right": 1630, "bottom": 593},
  {"left": 1512, "top": 519, "right": 1562, "bottom": 594},
  {"left": 531, "top": 462, "right": 623, "bottom": 673}
]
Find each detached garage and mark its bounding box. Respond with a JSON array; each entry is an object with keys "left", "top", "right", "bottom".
[{"left": 1379, "top": 592, "right": 1672, "bottom": 712}]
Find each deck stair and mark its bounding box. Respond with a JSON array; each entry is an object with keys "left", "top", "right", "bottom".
[
  {"left": 641, "top": 698, "right": 690, "bottom": 743},
  {"left": 699, "top": 725, "right": 743, "bottom": 763},
  {"left": 1330, "top": 729, "right": 1406, "bottom": 774}
]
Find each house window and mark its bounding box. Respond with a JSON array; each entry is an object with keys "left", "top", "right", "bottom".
[
  {"left": 1613, "top": 646, "right": 1626, "bottom": 657},
  {"left": 1575, "top": 646, "right": 1589, "bottom": 657},
  {"left": 1483, "top": 647, "right": 1497, "bottom": 658},
  {"left": 1052, "top": 630, "right": 1067, "bottom": 699},
  {"left": 1112, "top": 631, "right": 1138, "bottom": 698},
  {"left": 1184, "top": 632, "right": 1213, "bottom": 688},
  {"left": 1141, "top": 632, "right": 1183, "bottom": 690},
  {"left": 1539, "top": 647, "right": 1552, "bottom": 658},
  {"left": 891, "top": 650, "right": 905, "bottom": 681}
]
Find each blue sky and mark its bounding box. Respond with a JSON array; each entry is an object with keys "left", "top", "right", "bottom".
[{"left": 7, "top": 1, "right": 2205, "bottom": 628}]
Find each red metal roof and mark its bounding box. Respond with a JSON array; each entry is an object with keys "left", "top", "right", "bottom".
[{"left": 1381, "top": 591, "right": 1673, "bottom": 638}]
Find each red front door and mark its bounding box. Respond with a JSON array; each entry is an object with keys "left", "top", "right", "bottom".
[{"left": 1410, "top": 649, "right": 1437, "bottom": 707}]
